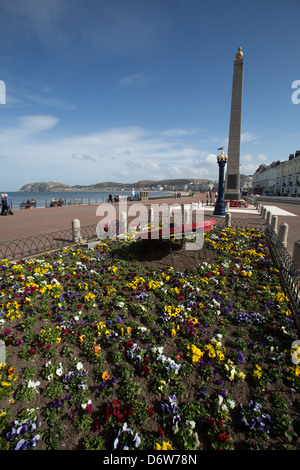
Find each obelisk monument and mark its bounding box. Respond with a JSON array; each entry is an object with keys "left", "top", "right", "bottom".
[{"left": 224, "top": 46, "right": 244, "bottom": 200}]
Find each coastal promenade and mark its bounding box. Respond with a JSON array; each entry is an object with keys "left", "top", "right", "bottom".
[{"left": 0, "top": 194, "right": 299, "bottom": 256}]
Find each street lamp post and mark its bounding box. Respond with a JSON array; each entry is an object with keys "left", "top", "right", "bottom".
[{"left": 213, "top": 151, "right": 228, "bottom": 216}]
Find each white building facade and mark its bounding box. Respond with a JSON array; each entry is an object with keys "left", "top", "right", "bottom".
[
  {"left": 252, "top": 161, "right": 281, "bottom": 194},
  {"left": 275, "top": 151, "right": 300, "bottom": 197},
  {"left": 252, "top": 150, "right": 300, "bottom": 197}
]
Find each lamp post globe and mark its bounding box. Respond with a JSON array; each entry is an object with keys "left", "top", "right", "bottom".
[{"left": 213, "top": 151, "right": 228, "bottom": 216}]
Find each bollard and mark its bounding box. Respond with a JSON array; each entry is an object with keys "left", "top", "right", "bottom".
[
  {"left": 266, "top": 210, "right": 272, "bottom": 225},
  {"left": 278, "top": 222, "right": 289, "bottom": 247},
  {"left": 72, "top": 218, "right": 82, "bottom": 243},
  {"left": 120, "top": 212, "right": 127, "bottom": 237},
  {"left": 149, "top": 207, "right": 154, "bottom": 226},
  {"left": 262, "top": 207, "right": 267, "bottom": 219},
  {"left": 226, "top": 202, "right": 230, "bottom": 211},
  {"left": 184, "top": 207, "right": 191, "bottom": 225},
  {"left": 0, "top": 340, "right": 5, "bottom": 364},
  {"left": 293, "top": 240, "right": 300, "bottom": 268},
  {"left": 225, "top": 212, "right": 231, "bottom": 227},
  {"left": 271, "top": 215, "right": 278, "bottom": 234}
]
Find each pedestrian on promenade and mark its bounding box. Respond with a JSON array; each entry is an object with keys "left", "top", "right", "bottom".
[
  {"left": 3, "top": 194, "right": 13, "bottom": 215},
  {"left": 6, "top": 194, "right": 13, "bottom": 215},
  {"left": 5, "top": 194, "right": 10, "bottom": 207},
  {"left": 1, "top": 194, "right": 6, "bottom": 215}
]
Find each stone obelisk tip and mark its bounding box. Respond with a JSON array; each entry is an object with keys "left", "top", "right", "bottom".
[{"left": 236, "top": 46, "right": 243, "bottom": 60}]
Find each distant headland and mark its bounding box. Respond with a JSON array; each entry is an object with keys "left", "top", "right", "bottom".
[{"left": 18, "top": 179, "right": 215, "bottom": 192}]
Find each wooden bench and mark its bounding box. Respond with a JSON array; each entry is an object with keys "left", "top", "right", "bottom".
[
  {"left": 20, "top": 201, "right": 36, "bottom": 209},
  {"left": 98, "top": 218, "right": 217, "bottom": 266},
  {"left": 50, "top": 199, "right": 64, "bottom": 207},
  {"left": 134, "top": 219, "right": 217, "bottom": 265},
  {"left": 68, "top": 199, "right": 82, "bottom": 205}
]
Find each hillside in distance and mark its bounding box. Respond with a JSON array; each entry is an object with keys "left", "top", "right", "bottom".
[
  {"left": 19, "top": 181, "right": 72, "bottom": 192},
  {"left": 19, "top": 179, "right": 214, "bottom": 192}
]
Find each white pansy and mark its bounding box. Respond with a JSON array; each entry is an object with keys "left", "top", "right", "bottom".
[
  {"left": 27, "top": 380, "right": 40, "bottom": 392},
  {"left": 81, "top": 399, "right": 92, "bottom": 410}
]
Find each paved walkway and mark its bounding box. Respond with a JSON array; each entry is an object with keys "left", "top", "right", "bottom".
[
  {"left": 0, "top": 194, "right": 299, "bottom": 256},
  {"left": 255, "top": 200, "right": 300, "bottom": 256}
]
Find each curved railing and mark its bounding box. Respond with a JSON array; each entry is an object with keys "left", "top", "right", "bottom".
[
  {"left": 80, "top": 224, "right": 98, "bottom": 241},
  {"left": 0, "top": 224, "right": 97, "bottom": 261}
]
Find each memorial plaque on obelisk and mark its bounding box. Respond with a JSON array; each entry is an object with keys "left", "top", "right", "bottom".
[{"left": 224, "top": 47, "right": 244, "bottom": 200}]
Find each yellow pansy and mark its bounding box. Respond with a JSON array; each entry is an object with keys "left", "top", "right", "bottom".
[{"left": 156, "top": 441, "right": 173, "bottom": 450}]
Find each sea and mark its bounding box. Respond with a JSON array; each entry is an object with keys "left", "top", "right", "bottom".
[{"left": 5, "top": 190, "right": 173, "bottom": 210}]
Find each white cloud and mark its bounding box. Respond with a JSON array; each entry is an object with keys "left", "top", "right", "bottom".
[
  {"left": 4, "top": 83, "right": 76, "bottom": 111},
  {"left": 124, "top": 160, "right": 160, "bottom": 172},
  {"left": 23, "top": 92, "right": 76, "bottom": 110},
  {"left": 241, "top": 132, "right": 259, "bottom": 143},
  {"left": 117, "top": 71, "right": 153, "bottom": 88},
  {"left": 161, "top": 128, "right": 201, "bottom": 137},
  {"left": 168, "top": 166, "right": 180, "bottom": 177},
  {"left": 205, "top": 153, "right": 218, "bottom": 164},
  {"left": 114, "top": 169, "right": 129, "bottom": 178},
  {"left": 0, "top": 120, "right": 223, "bottom": 189},
  {"left": 240, "top": 163, "right": 258, "bottom": 175},
  {"left": 72, "top": 153, "right": 98, "bottom": 162},
  {"left": 241, "top": 154, "right": 253, "bottom": 162},
  {"left": 18, "top": 115, "right": 59, "bottom": 132},
  {"left": 240, "top": 153, "right": 269, "bottom": 175},
  {"left": 257, "top": 153, "right": 268, "bottom": 161},
  {"left": 0, "top": 114, "right": 59, "bottom": 149}
]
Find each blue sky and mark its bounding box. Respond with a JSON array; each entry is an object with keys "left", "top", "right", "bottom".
[{"left": 0, "top": 0, "right": 299, "bottom": 191}]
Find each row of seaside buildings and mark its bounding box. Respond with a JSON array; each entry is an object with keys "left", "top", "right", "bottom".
[
  {"left": 143, "top": 151, "right": 300, "bottom": 197},
  {"left": 251, "top": 150, "right": 300, "bottom": 196}
]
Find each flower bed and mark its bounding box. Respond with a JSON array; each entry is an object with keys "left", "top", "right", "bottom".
[{"left": 0, "top": 226, "right": 299, "bottom": 450}]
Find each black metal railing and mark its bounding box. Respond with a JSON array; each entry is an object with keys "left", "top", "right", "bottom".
[
  {"left": 204, "top": 216, "right": 300, "bottom": 326},
  {"left": 211, "top": 214, "right": 266, "bottom": 231},
  {"left": 266, "top": 223, "right": 300, "bottom": 327},
  {"left": 0, "top": 224, "right": 97, "bottom": 261},
  {"left": 80, "top": 224, "right": 98, "bottom": 241}
]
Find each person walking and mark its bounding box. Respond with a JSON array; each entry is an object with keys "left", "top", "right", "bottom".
[
  {"left": 5, "top": 194, "right": 13, "bottom": 214},
  {"left": 1, "top": 194, "right": 13, "bottom": 215},
  {"left": 1, "top": 194, "right": 6, "bottom": 215},
  {"left": 5, "top": 194, "right": 10, "bottom": 208}
]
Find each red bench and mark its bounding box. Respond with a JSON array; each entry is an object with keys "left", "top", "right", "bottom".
[{"left": 135, "top": 219, "right": 217, "bottom": 240}]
